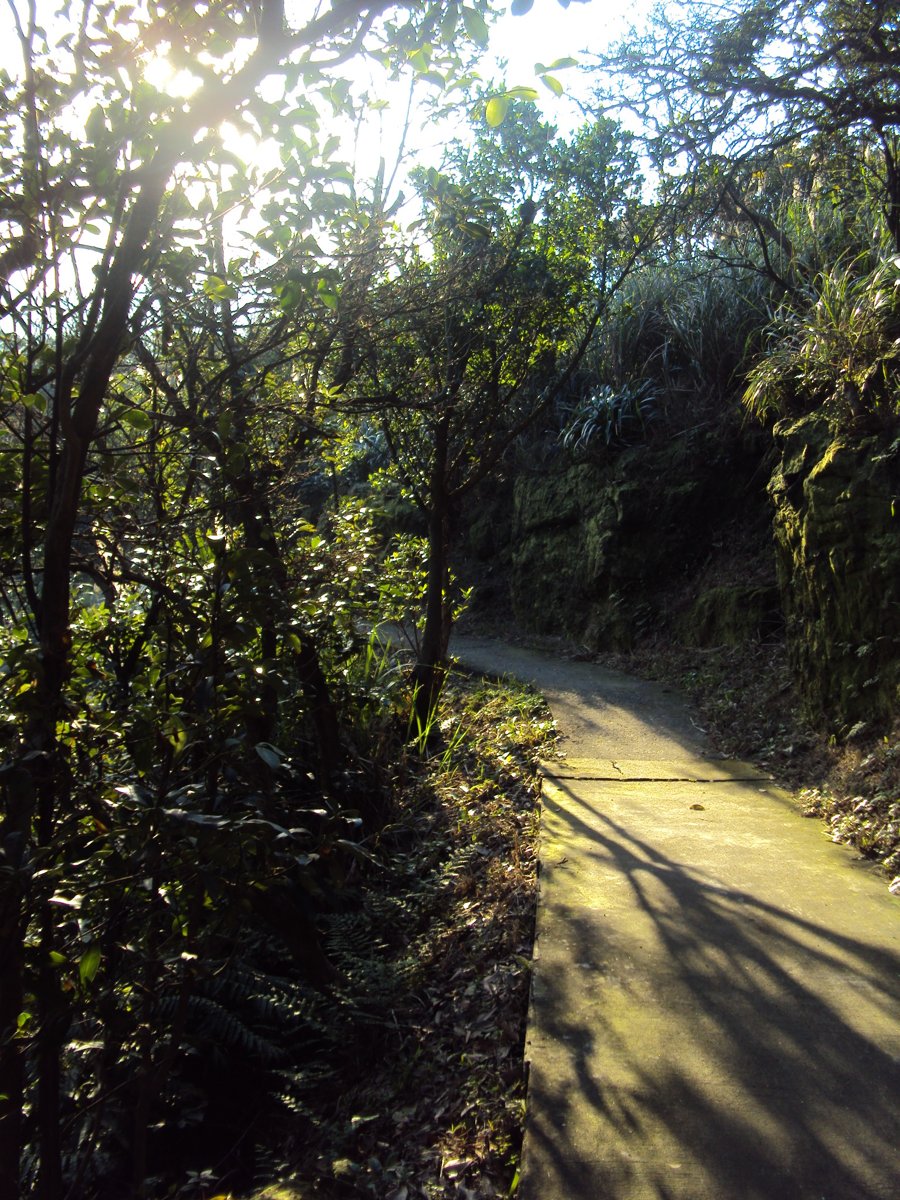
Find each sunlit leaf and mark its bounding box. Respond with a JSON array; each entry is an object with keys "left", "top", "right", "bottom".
[
  {"left": 462, "top": 7, "right": 490, "bottom": 47},
  {"left": 78, "top": 945, "right": 101, "bottom": 986},
  {"left": 120, "top": 407, "right": 153, "bottom": 431},
  {"left": 317, "top": 278, "right": 339, "bottom": 309},
  {"left": 540, "top": 74, "right": 564, "bottom": 97},
  {"left": 485, "top": 96, "right": 509, "bottom": 127},
  {"left": 202, "top": 275, "right": 238, "bottom": 301}
]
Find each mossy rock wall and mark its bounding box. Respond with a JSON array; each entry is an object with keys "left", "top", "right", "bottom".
[
  {"left": 508, "top": 427, "right": 769, "bottom": 650},
  {"left": 770, "top": 414, "right": 900, "bottom": 729},
  {"left": 673, "top": 584, "right": 782, "bottom": 647}
]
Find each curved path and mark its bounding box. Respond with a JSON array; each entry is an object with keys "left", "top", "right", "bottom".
[{"left": 451, "top": 635, "right": 900, "bottom": 1200}]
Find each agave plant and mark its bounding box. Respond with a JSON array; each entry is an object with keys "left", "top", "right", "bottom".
[{"left": 560, "top": 380, "right": 660, "bottom": 453}]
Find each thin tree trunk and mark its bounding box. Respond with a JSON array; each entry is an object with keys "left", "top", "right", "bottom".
[
  {"left": 412, "top": 415, "right": 450, "bottom": 731},
  {"left": 0, "top": 769, "right": 30, "bottom": 1200},
  {"left": 229, "top": 463, "right": 342, "bottom": 782}
]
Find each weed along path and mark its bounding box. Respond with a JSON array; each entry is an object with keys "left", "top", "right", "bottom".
[{"left": 449, "top": 635, "right": 900, "bottom": 1200}]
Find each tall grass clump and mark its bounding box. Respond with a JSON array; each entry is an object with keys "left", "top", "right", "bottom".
[
  {"left": 744, "top": 249, "right": 900, "bottom": 424},
  {"left": 561, "top": 263, "right": 770, "bottom": 456}
]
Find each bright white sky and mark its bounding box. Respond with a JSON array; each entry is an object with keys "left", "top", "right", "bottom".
[
  {"left": 489, "top": 0, "right": 637, "bottom": 83},
  {"left": 354, "top": 0, "right": 651, "bottom": 194}
]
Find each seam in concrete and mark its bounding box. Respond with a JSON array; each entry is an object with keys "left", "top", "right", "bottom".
[{"left": 541, "top": 772, "right": 773, "bottom": 783}]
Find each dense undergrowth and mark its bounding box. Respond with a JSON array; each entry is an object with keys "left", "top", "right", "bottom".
[{"left": 187, "top": 669, "right": 555, "bottom": 1200}]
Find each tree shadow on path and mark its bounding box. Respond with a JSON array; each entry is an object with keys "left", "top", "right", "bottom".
[{"left": 524, "top": 778, "right": 900, "bottom": 1200}]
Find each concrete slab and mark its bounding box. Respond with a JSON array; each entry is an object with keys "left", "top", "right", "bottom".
[{"left": 450, "top": 636, "right": 900, "bottom": 1200}]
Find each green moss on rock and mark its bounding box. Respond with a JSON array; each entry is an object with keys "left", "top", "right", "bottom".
[
  {"left": 770, "top": 413, "right": 900, "bottom": 729},
  {"left": 675, "top": 585, "right": 782, "bottom": 646},
  {"left": 509, "top": 425, "right": 769, "bottom": 650}
]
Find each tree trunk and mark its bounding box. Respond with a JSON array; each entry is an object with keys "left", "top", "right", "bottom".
[
  {"left": 412, "top": 416, "right": 451, "bottom": 732},
  {"left": 0, "top": 770, "right": 30, "bottom": 1200},
  {"left": 229, "top": 465, "right": 343, "bottom": 783},
  {"left": 881, "top": 133, "right": 900, "bottom": 253}
]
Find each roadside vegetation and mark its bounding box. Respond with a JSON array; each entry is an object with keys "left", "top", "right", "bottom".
[{"left": 279, "top": 670, "right": 553, "bottom": 1200}]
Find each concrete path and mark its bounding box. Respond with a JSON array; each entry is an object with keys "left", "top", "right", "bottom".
[{"left": 451, "top": 636, "right": 900, "bottom": 1200}]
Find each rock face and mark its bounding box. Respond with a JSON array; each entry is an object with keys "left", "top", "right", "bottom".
[
  {"left": 769, "top": 413, "right": 900, "bottom": 729},
  {"left": 505, "top": 426, "right": 771, "bottom": 650},
  {"left": 460, "top": 411, "right": 900, "bottom": 731},
  {"left": 672, "top": 583, "right": 782, "bottom": 647}
]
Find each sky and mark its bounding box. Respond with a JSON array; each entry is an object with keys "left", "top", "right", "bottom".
[
  {"left": 488, "top": 0, "right": 638, "bottom": 83},
  {"left": 349, "top": 0, "right": 650, "bottom": 194},
  {"left": 0, "top": 0, "right": 643, "bottom": 119}
]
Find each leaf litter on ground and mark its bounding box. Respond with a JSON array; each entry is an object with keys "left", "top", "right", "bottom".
[{"left": 238, "top": 669, "right": 555, "bottom": 1200}]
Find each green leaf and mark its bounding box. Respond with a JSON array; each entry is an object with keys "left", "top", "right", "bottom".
[
  {"left": 503, "top": 86, "right": 540, "bottom": 101},
  {"left": 440, "top": 7, "right": 459, "bottom": 40},
  {"left": 120, "top": 408, "right": 153, "bottom": 431},
  {"left": 85, "top": 105, "right": 108, "bottom": 144},
  {"left": 202, "top": 275, "right": 238, "bottom": 301},
  {"left": 540, "top": 74, "right": 564, "bottom": 97},
  {"left": 462, "top": 7, "right": 490, "bottom": 47},
  {"left": 78, "top": 945, "right": 101, "bottom": 986},
  {"left": 486, "top": 96, "right": 509, "bottom": 127},
  {"left": 317, "top": 278, "right": 339, "bottom": 309}
]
